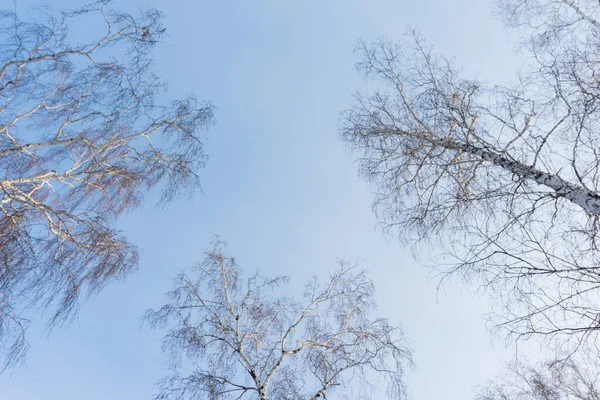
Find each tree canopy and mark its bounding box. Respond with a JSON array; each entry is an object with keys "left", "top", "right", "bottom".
[
  {"left": 342, "top": 0, "right": 600, "bottom": 353},
  {"left": 0, "top": 1, "right": 213, "bottom": 367},
  {"left": 144, "top": 239, "right": 413, "bottom": 400}
]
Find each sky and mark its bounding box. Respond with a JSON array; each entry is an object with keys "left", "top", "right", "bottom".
[{"left": 1, "top": 0, "right": 528, "bottom": 399}]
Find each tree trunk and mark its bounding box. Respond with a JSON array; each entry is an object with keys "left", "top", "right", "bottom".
[{"left": 414, "top": 131, "right": 600, "bottom": 215}]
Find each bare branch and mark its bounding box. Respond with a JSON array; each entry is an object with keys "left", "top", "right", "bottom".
[{"left": 476, "top": 356, "right": 600, "bottom": 400}]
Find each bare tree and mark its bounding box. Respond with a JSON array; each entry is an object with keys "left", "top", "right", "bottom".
[
  {"left": 143, "top": 238, "right": 412, "bottom": 400},
  {"left": 476, "top": 357, "right": 600, "bottom": 400},
  {"left": 341, "top": 1, "right": 600, "bottom": 352},
  {"left": 0, "top": 1, "right": 213, "bottom": 367}
]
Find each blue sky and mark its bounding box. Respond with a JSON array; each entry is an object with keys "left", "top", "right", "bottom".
[{"left": 1, "top": 0, "right": 527, "bottom": 399}]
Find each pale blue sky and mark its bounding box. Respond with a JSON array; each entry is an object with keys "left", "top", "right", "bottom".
[{"left": 1, "top": 0, "right": 526, "bottom": 399}]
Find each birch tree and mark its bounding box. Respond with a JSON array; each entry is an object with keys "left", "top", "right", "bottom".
[
  {"left": 143, "top": 239, "right": 412, "bottom": 400},
  {"left": 476, "top": 357, "right": 600, "bottom": 400},
  {"left": 0, "top": 2, "right": 213, "bottom": 367},
  {"left": 342, "top": 1, "right": 600, "bottom": 352}
]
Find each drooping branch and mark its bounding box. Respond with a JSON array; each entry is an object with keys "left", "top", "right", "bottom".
[{"left": 0, "top": 1, "right": 213, "bottom": 368}]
